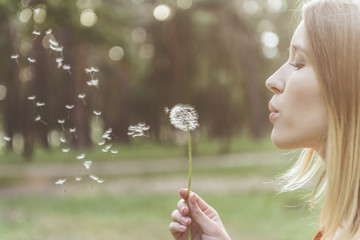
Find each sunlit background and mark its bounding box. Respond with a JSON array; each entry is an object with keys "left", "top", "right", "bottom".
[{"left": 0, "top": 0, "right": 318, "bottom": 239}]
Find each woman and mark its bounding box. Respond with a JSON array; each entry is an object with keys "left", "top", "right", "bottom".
[{"left": 169, "top": 0, "right": 360, "bottom": 239}]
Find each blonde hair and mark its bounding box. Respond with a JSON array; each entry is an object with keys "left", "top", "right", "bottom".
[{"left": 279, "top": 0, "right": 360, "bottom": 239}]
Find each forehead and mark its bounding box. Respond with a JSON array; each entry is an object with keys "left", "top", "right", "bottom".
[{"left": 290, "top": 21, "right": 306, "bottom": 50}]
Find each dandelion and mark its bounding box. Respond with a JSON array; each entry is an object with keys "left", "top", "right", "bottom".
[
  {"left": 27, "top": 95, "right": 36, "bottom": 101},
  {"left": 35, "top": 115, "right": 47, "bottom": 125},
  {"left": 65, "top": 104, "right": 74, "bottom": 119},
  {"left": 78, "top": 93, "right": 86, "bottom": 105},
  {"left": 127, "top": 122, "right": 150, "bottom": 138},
  {"left": 69, "top": 127, "right": 77, "bottom": 139},
  {"left": 63, "top": 64, "right": 71, "bottom": 74},
  {"left": 55, "top": 178, "right": 67, "bottom": 192},
  {"left": 10, "top": 54, "right": 19, "bottom": 64},
  {"left": 93, "top": 111, "right": 101, "bottom": 122},
  {"left": 83, "top": 160, "right": 92, "bottom": 170},
  {"left": 58, "top": 119, "right": 65, "bottom": 130},
  {"left": 3, "top": 136, "right": 11, "bottom": 142},
  {"left": 168, "top": 104, "right": 199, "bottom": 240},
  {"left": 77, "top": 153, "right": 86, "bottom": 160}
]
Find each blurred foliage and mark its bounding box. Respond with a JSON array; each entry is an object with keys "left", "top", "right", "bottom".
[{"left": 0, "top": 0, "right": 299, "bottom": 159}]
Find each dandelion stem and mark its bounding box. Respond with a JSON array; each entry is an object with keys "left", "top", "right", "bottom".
[{"left": 186, "top": 124, "right": 192, "bottom": 240}]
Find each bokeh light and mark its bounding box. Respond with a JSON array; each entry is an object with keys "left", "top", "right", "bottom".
[
  {"left": 19, "top": 8, "right": 32, "bottom": 23},
  {"left": 19, "top": 67, "right": 33, "bottom": 83},
  {"left": 153, "top": 4, "right": 172, "bottom": 21},
  {"left": 80, "top": 9, "right": 97, "bottom": 27},
  {"left": 139, "top": 44, "right": 154, "bottom": 59},
  {"left": 0, "top": 85, "right": 7, "bottom": 101},
  {"left": 261, "top": 31, "right": 279, "bottom": 48},
  {"left": 177, "top": 0, "right": 192, "bottom": 10},
  {"left": 242, "top": 0, "right": 262, "bottom": 15},
  {"left": 266, "top": 0, "right": 287, "bottom": 13},
  {"left": 108, "top": 46, "right": 124, "bottom": 61},
  {"left": 131, "top": 27, "right": 147, "bottom": 44},
  {"left": 33, "top": 5, "right": 47, "bottom": 24}
]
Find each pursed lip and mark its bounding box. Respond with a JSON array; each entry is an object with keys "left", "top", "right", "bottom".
[{"left": 268, "top": 102, "right": 279, "bottom": 122}]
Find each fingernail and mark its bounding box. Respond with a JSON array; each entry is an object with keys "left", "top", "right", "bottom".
[
  {"left": 181, "top": 217, "right": 190, "bottom": 225},
  {"left": 180, "top": 206, "right": 185, "bottom": 214},
  {"left": 179, "top": 225, "right": 186, "bottom": 231}
]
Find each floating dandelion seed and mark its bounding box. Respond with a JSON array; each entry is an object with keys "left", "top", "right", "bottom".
[
  {"left": 56, "top": 58, "right": 63, "bottom": 68},
  {"left": 93, "top": 111, "right": 101, "bottom": 122},
  {"left": 164, "top": 107, "right": 169, "bottom": 114},
  {"left": 104, "top": 144, "right": 112, "bottom": 150},
  {"left": 49, "top": 39, "right": 59, "bottom": 47},
  {"left": 10, "top": 54, "right": 19, "bottom": 64},
  {"left": 102, "top": 148, "right": 109, "bottom": 153},
  {"left": 65, "top": 105, "right": 74, "bottom": 119},
  {"left": 75, "top": 177, "right": 82, "bottom": 181},
  {"left": 58, "top": 119, "right": 65, "bottom": 130},
  {"left": 55, "top": 178, "right": 67, "bottom": 192},
  {"left": 59, "top": 136, "right": 66, "bottom": 143},
  {"left": 62, "top": 148, "right": 70, "bottom": 153},
  {"left": 63, "top": 64, "right": 71, "bottom": 74},
  {"left": 3, "top": 136, "right": 11, "bottom": 142},
  {"left": 33, "top": 8, "right": 41, "bottom": 15},
  {"left": 98, "top": 140, "right": 105, "bottom": 146},
  {"left": 102, "top": 132, "right": 111, "bottom": 141},
  {"left": 87, "top": 79, "right": 99, "bottom": 88},
  {"left": 85, "top": 67, "right": 99, "bottom": 79},
  {"left": 168, "top": 104, "right": 199, "bottom": 240},
  {"left": 46, "top": 29, "right": 52, "bottom": 35},
  {"left": 50, "top": 45, "right": 63, "bottom": 52},
  {"left": 69, "top": 127, "right": 77, "bottom": 139},
  {"left": 127, "top": 122, "right": 150, "bottom": 138},
  {"left": 83, "top": 160, "right": 92, "bottom": 170},
  {"left": 27, "top": 95, "right": 36, "bottom": 100},
  {"left": 32, "top": 30, "right": 41, "bottom": 39},
  {"left": 35, "top": 115, "right": 47, "bottom": 125},
  {"left": 90, "top": 175, "right": 104, "bottom": 183},
  {"left": 169, "top": 104, "right": 199, "bottom": 131},
  {"left": 27, "top": 57, "right": 36, "bottom": 64},
  {"left": 77, "top": 153, "right": 86, "bottom": 160},
  {"left": 111, "top": 149, "right": 118, "bottom": 154},
  {"left": 36, "top": 102, "right": 45, "bottom": 107},
  {"left": 78, "top": 93, "right": 86, "bottom": 105}
]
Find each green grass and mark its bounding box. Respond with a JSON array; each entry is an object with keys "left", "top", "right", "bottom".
[
  {"left": 0, "top": 134, "right": 276, "bottom": 164},
  {"left": 0, "top": 191, "right": 319, "bottom": 240}
]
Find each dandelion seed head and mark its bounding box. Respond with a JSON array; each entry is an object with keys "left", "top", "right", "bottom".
[
  {"left": 55, "top": 178, "right": 66, "bottom": 185},
  {"left": 169, "top": 104, "right": 199, "bottom": 131},
  {"left": 65, "top": 105, "right": 74, "bottom": 109},
  {"left": 76, "top": 153, "right": 86, "bottom": 160},
  {"left": 83, "top": 160, "right": 93, "bottom": 170}
]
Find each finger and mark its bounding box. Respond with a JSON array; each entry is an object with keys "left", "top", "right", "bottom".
[
  {"left": 169, "top": 221, "right": 187, "bottom": 235},
  {"left": 181, "top": 189, "right": 213, "bottom": 214},
  {"left": 188, "top": 192, "right": 217, "bottom": 231},
  {"left": 177, "top": 199, "right": 189, "bottom": 216},
  {"left": 171, "top": 210, "right": 192, "bottom": 226},
  {"left": 179, "top": 188, "right": 189, "bottom": 200}
]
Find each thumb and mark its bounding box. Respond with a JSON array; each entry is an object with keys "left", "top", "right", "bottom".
[{"left": 188, "top": 193, "right": 216, "bottom": 230}]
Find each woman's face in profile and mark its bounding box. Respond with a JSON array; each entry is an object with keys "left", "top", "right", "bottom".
[{"left": 265, "top": 22, "right": 328, "bottom": 152}]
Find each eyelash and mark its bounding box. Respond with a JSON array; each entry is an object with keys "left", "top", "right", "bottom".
[{"left": 289, "top": 62, "right": 305, "bottom": 70}]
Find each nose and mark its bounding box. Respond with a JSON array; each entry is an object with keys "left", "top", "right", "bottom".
[{"left": 265, "top": 67, "right": 285, "bottom": 94}]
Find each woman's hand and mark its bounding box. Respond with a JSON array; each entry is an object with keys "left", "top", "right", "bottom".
[{"left": 169, "top": 188, "right": 231, "bottom": 240}]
